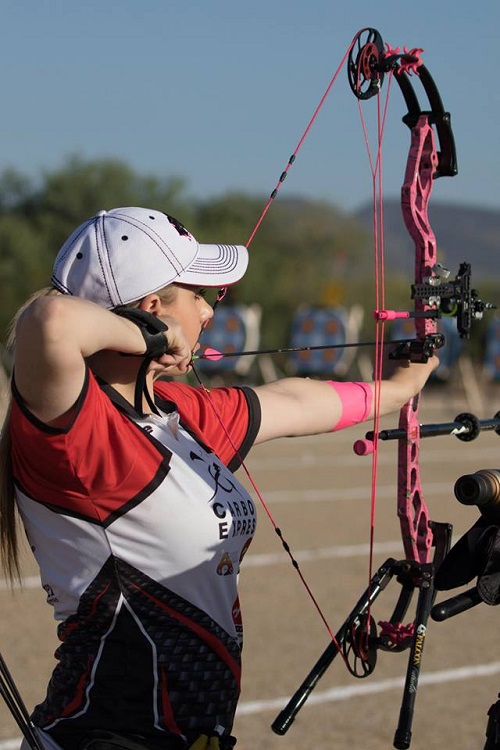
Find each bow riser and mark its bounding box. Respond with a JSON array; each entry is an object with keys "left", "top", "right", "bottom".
[
  {"left": 397, "top": 395, "right": 432, "bottom": 563},
  {"left": 401, "top": 118, "right": 439, "bottom": 339},
  {"left": 399, "top": 115, "right": 439, "bottom": 563}
]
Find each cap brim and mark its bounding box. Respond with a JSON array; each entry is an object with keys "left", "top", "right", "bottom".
[{"left": 177, "top": 243, "right": 249, "bottom": 287}]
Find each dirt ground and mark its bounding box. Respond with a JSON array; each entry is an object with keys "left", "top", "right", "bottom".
[{"left": 2, "top": 388, "right": 500, "bottom": 750}]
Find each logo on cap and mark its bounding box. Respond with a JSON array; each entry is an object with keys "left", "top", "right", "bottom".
[{"left": 167, "top": 215, "right": 191, "bottom": 238}]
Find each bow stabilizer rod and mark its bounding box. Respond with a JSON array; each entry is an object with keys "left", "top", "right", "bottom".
[{"left": 358, "top": 411, "right": 500, "bottom": 449}]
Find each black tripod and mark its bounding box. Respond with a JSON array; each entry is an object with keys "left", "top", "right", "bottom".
[
  {"left": 0, "top": 649, "right": 44, "bottom": 750},
  {"left": 484, "top": 695, "right": 500, "bottom": 749}
]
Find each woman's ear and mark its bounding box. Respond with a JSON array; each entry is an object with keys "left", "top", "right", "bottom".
[{"left": 138, "top": 294, "right": 163, "bottom": 315}]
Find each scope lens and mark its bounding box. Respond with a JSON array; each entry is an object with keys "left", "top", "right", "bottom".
[{"left": 454, "top": 470, "right": 500, "bottom": 508}]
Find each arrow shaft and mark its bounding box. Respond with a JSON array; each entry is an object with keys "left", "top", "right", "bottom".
[{"left": 194, "top": 338, "right": 417, "bottom": 360}]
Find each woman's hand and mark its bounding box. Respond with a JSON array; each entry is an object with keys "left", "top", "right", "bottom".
[
  {"left": 381, "top": 348, "right": 440, "bottom": 403},
  {"left": 147, "top": 315, "right": 194, "bottom": 376}
]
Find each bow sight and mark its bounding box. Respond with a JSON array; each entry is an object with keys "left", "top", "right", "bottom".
[
  {"left": 412, "top": 261, "right": 495, "bottom": 338},
  {"left": 388, "top": 260, "right": 496, "bottom": 363}
]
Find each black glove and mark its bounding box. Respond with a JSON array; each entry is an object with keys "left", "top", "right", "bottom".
[
  {"left": 113, "top": 307, "right": 169, "bottom": 359},
  {"left": 435, "top": 517, "right": 500, "bottom": 605}
]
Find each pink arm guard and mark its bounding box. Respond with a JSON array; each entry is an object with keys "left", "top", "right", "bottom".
[{"left": 327, "top": 381, "right": 373, "bottom": 431}]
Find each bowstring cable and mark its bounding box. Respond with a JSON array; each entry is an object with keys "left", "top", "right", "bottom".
[
  {"left": 355, "top": 69, "right": 395, "bottom": 634},
  {"left": 212, "top": 32, "right": 357, "bottom": 314},
  {"left": 245, "top": 36, "right": 355, "bottom": 250},
  {"left": 191, "top": 365, "right": 344, "bottom": 656},
  {"left": 194, "top": 32, "right": 363, "bottom": 661}
]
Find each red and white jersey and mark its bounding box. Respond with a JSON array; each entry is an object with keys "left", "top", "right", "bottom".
[{"left": 10, "top": 370, "right": 260, "bottom": 746}]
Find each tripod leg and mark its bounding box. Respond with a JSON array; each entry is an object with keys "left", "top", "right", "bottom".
[
  {"left": 393, "top": 567, "right": 434, "bottom": 750},
  {"left": 271, "top": 558, "right": 397, "bottom": 735},
  {"left": 393, "top": 522, "right": 453, "bottom": 749},
  {"left": 484, "top": 695, "right": 500, "bottom": 749},
  {"left": 0, "top": 650, "right": 44, "bottom": 750}
]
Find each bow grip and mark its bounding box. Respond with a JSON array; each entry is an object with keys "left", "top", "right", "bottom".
[{"left": 388, "top": 332, "right": 444, "bottom": 363}]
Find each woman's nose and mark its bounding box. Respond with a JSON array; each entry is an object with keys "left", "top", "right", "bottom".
[{"left": 201, "top": 300, "right": 214, "bottom": 323}]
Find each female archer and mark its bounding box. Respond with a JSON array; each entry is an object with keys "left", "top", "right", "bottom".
[{"left": 0, "top": 206, "right": 438, "bottom": 750}]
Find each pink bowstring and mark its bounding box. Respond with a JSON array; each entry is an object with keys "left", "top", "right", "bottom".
[
  {"left": 245, "top": 30, "right": 361, "bottom": 249},
  {"left": 192, "top": 31, "right": 370, "bottom": 660}
]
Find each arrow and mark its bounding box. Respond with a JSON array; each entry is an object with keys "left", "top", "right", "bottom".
[{"left": 192, "top": 339, "right": 422, "bottom": 362}]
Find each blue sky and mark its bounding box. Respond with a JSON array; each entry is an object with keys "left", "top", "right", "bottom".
[{"left": 1, "top": 1, "right": 499, "bottom": 213}]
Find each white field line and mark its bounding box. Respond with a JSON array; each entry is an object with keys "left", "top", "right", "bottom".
[
  {"left": 244, "top": 480, "right": 451, "bottom": 504},
  {"left": 0, "top": 478, "right": 440, "bottom": 591},
  {"left": 243, "top": 539, "right": 403, "bottom": 567},
  {"left": 0, "top": 543, "right": 399, "bottom": 591},
  {"left": 0, "top": 540, "right": 392, "bottom": 591},
  {"left": 0, "top": 533, "right": 464, "bottom": 588},
  {"left": 2, "top": 661, "right": 500, "bottom": 748},
  {"left": 0, "top": 436, "right": 490, "bottom": 590},
  {"left": 245, "top": 444, "right": 500, "bottom": 472},
  {"left": 236, "top": 660, "right": 500, "bottom": 716}
]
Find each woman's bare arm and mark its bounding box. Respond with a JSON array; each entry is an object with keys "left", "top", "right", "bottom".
[
  {"left": 13, "top": 295, "right": 190, "bottom": 423},
  {"left": 253, "top": 355, "right": 439, "bottom": 443}
]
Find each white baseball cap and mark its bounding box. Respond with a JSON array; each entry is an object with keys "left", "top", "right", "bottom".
[{"left": 51, "top": 207, "right": 249, "bottom": 309}]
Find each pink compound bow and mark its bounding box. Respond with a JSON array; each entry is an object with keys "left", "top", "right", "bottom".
[{"left": 271, "top": 27, "right": 493, "bottom": 749}]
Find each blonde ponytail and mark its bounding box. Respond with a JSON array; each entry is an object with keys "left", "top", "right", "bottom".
[
  {"left": 0, "top": 287, "right": 59, "bottom": 583},
  {"left": 0, "top": 403, "right": 19, "bottom": 582}
]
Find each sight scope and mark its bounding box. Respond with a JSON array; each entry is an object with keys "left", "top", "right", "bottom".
[{"left": 454, "top": 469, "right": 500, "bottom": 516}]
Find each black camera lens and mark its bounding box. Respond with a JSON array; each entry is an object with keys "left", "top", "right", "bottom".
[{"left": 454, "top": 469, "right": 500, "bottom": 510}]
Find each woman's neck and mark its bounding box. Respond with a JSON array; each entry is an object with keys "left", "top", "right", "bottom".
[{"left": 87, "top": 351, "right": 155, "bottom": 412}]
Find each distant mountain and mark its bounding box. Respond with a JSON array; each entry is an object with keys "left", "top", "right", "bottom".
[{"left": 354, "top": 200, "right": 500, "bottom": 280}]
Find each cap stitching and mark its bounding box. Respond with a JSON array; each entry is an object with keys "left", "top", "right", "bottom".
[
  {"left": 98, "top": 217, "right": 120, "bottom": 307},
  {"left": 188, "top": 245, "right": 239, "bottom": 274},
  {"left": 53, "top": 219, "right": 94, "bottom": 267},
  {"left": 111, "top": 211, "right": 189, "bottom": 274}
]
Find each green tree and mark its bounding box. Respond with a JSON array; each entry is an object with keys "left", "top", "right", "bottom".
[
  {"left": 0, "top": 157, "right": 190, "bottom": 341},
  {"left": 196, "top": 192, "right": 370, "bottom": 347},
  {"left": 0, "top": 158, "right": 375, "bottom": 360}
]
